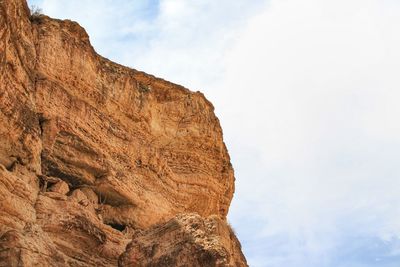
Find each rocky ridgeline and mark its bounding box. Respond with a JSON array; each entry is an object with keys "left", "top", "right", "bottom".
[{"left": 0, "top": 0, "right": 247, "bottom": 266}]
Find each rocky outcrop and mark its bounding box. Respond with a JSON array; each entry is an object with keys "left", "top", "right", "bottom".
[
  {"left": 119, "top": 214, "right": 247, "bottom": 267},
  {"left": 0, "top": 0, "right": 247, "bottom": 266}
]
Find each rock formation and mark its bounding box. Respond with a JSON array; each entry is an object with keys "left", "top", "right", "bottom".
[
  {"left": 0, "top": 0, "right": 247, "bottom": 266},
  {"left": 119, "top": 214, "right": 247, "bottom": 267}
]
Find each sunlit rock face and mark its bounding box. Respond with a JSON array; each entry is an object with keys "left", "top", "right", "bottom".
[
  {"left": 119, "top": 213, "right": 247, "bottom": 267},
  {"left": 0, "top": 0, "right": 246, "bottom": 266}
]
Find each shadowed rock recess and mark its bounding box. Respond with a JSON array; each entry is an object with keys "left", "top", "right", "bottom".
[{"left": 0, "top": 0, "right": 247, "bottom": 266}]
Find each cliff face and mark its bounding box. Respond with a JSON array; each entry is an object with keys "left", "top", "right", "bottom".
[
  {"left": 119, "top": 214, "right": 247, "bottom": 267},
  {"left": 0, "top": 0, "right": 247, "bottom": 266}
]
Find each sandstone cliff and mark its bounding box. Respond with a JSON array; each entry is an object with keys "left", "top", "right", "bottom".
[{"left": 0, "top": 0, "right": 247, "bottom": 266}]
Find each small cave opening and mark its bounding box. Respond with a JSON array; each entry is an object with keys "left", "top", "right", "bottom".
[
  {"left": 38, "top": 177, "right": 54, "bottom": 192},
  {"left": 106, "top": 223, "right": 126, "bottom": 232},
  {"left": 38, "top": 113, "right": 49, "bottom": 137}
]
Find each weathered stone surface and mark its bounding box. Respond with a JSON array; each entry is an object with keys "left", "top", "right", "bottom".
[
  {"left": 0, "top": 0, "right": 247, "bottom": 265},
  {"left": 49, "top": 180, "right": 69, "bottom": 194},
  {"left": 0, "top": 0, "right": 41, "bottom": 174},
  {"left": 119, "top": 213, "right": 248, "bottom": 267},
  {"left": 32, "top": 14, "right": 234, "bottom": 229}
]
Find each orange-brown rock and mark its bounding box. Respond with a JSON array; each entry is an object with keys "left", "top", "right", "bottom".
[
  {"left": 119, "top": 213, "right": 247, "bottom": 267},
  {"left": 0, "top": 0, "right": 247, "bottom": 266}
]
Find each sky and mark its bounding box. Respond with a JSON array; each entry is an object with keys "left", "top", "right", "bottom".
[{"left": 27, "top": 0, "right": 400, "bottom": 266}]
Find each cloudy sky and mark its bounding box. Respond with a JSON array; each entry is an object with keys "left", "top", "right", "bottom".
[{"left": 27, "top": 0, "right": 400, "bottom": 266}]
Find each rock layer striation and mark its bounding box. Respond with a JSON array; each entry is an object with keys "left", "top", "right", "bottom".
[{"left": 0, "top": 0, "right": 247, "bottom": 266}]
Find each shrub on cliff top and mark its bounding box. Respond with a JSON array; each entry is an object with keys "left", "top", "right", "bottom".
[{"left": 30, "top": 5, "right": 43, "bottom": 18}]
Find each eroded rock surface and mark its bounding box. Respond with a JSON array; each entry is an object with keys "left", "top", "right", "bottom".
[
  {"left": 0, "top": 0, "right": 247, "bottom": 266},
  {"left": 119, "top": 214, "right": 247, "bottom": 267}
]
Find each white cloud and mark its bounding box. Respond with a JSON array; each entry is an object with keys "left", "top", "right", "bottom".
[
  {"left": 28, "top": 0, "right": 400, "bottom": 266},
  {"left": 221, "top": 0, "right": 400, "bottom": 265}
]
